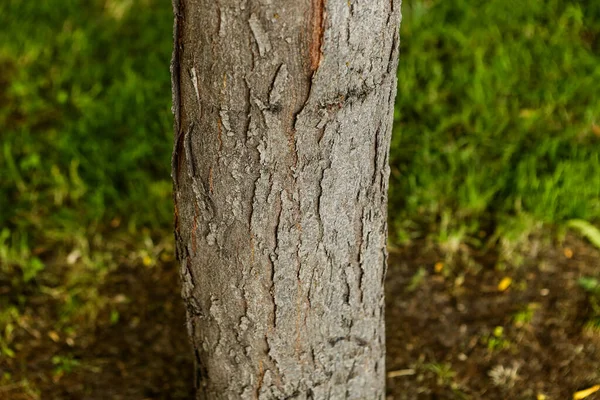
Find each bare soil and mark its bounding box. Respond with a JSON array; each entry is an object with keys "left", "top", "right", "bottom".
[
  {"left": 2, "top": 235, "right": 599, "bottom": 399},
  {"left": 386, "top": 235, "right": 600, "bottom": 399}
]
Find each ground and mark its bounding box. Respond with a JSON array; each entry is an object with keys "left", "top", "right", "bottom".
[
  {"left": 386, "top": 234, "right": 600, "bottom": 399},
  {"left": 2, "top": 234, "right": 599, "bottom": 400}
]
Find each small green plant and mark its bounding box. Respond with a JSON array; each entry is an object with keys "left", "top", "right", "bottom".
[
  {"left": 0, "top": 306, "right": 21, "bottom": 358},
  {"left": 0, "top": 228, "right": 45, "bottom": 283},
  {"left": 424, "top": 362, "right": 457, "bottom": 386},
  {"left": 406, "top": 267, "right": 427, "bottom": 292},
  {"left": 423, "top": 361, "right": 469, "bottom": 397},
  {"left": 437, "top": 210, "right": 468, "bottom": 254},
  {"left": 483, "top": 326, "right": 510, "bottom": 351},
  {"left": 512, "top": 303, "right": 540, "bottom": 328},
  {"left": 579, "top": 276, "right": 600, "bottom": 293},
  {"left": 51, "top": 354, "right": 80, "bottom": 376},
  {"left": 578, "top": 276, "right": 600, "bottom": 333},
  {"left": 110, "top": 309, "right": 120, "bottom": 325}
]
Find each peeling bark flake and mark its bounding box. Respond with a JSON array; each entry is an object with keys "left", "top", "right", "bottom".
[{"left": 249, "top": 13, "right": 272, "bottom": 57}]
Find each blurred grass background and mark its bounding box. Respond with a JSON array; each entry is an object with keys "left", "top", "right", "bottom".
[
  {"left": 389, "top": 0, "right": 600, "bottom": 249},
  {"left": 1, "top": 0, "right": 600, "bottom": 393}
]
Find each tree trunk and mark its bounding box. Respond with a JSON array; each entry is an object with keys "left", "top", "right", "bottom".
[{"left": 171, "top": 0, "right": 401, "bottom": 398}]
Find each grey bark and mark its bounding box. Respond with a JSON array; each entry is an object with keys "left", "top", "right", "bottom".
[{"left": 171, "top": 0, "right": 401, "bottom": 398}]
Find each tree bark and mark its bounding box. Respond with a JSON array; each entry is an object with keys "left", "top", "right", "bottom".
[{"left": 171, "top": 0, "right": 401, "bottom": 398}]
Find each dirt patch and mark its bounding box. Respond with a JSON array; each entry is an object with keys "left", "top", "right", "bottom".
[
  {"left": 386, "top": 234, "right": 600, "bottom": 399},
  {"left": 1, "top": 259, "right": 194, "bottom": 400},
  {"left": 2, "top": 235, "right": 599, "bottom": 399}
]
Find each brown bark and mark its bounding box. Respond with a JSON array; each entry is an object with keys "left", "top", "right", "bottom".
[{"left": 171, "top": 0, "right": 401, "bottom": 398}]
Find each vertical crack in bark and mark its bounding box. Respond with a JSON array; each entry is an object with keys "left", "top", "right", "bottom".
[
  {"left": 357, "top": 207, "right": 367, "bottom": 305},
  {"left": 255, "top": 360, "right": 265, "bottom": 399},
  {"left": 184, "top": 121, "right": 196, "bottom": 177},
  {"left": 243, "top": 80, "right": 253, "bottom": 142},
  {"left": 195, "top": 347, "right": 208, "bottom": 396},
  {"left": 265, "top": 184, "right": 284, "bottom": 388},
  {"left": 344, "top": 359, "right": 357, "bottom": 397},
  {"left": 184, "top": 122, "right": 216, "bottom": 223},
  {"left": 294, "top": 224, "right": 304, "bottom": 359},
  {"left": 171, "top": 0, "right": 183, "bottom": 136},
  {"left": 191, "top": 205, "right": 199, "bottom": 255},
  {"left": 371, "top": 121, "right": 382, "bottom": 187},
  {"left": 387, "top": 28, "right": 399, "bottom": 74},
  {"left": 342, "top": 267, "right": 351, "bottom": 305},
  {"left": 216, "top": 72, "right": 227, "bottom": 164},
  {"left": 171, "top": 0, "right": 184, "bottom": 235},
  {"left": 316, "top": 165, "right": 327, "bottom": 242},
  {"left": 171, "top": 126, "right": 185, "bottom": 187},
  {"left": 271, "top": 190, "right": 283, "bottom": 330},
  {"left": 217, "top": 117, "right": 223, "bottom": 153},
  {"left": 306, "top": 267, "right": 316, "bottom": 310}
]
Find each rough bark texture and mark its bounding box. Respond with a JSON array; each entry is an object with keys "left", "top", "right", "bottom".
[{"left": 171, "top": 0, "right": 401, "bottom": 398}]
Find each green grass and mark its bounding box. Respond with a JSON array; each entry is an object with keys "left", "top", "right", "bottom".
[
  {"left": 0, "top": 0, "right": 174, "bottom": 258},
  {"left": 1, "top": 0, "right": 600, "bottom": 364},
  {"left": 390, "top": 0, "right": 600, "bottom": 243}
]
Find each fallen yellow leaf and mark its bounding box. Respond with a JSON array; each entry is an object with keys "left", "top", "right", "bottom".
[
  {"left": 564, "top": 247, "right": 573, "bottom": 259},
  {"left": 574, "top": 385, "right": 600, "bottom": 400},
  {"left": 498, "top": 277, "right": 512, "bottom": 292},
  {"left": 142, "top": 255, "right": 152, "bottom": 267},
  {"left": 48, "top": 331, "right": 60, "bottom": 342},
  {"left": 537, "top": 394, "right": 547, "bottom": 400},
  {"left": 434, "top": 262, "right": 444, "bottom": 273}
]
